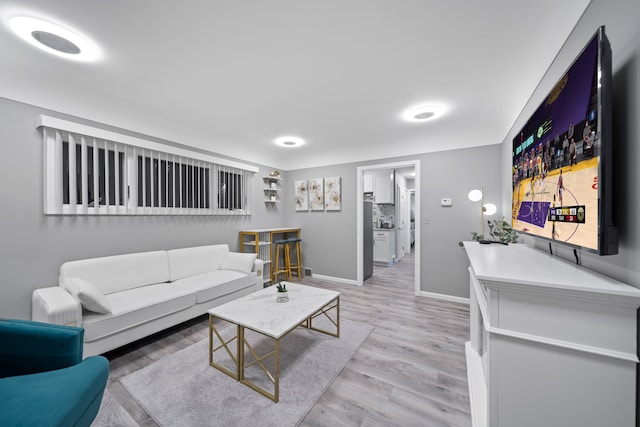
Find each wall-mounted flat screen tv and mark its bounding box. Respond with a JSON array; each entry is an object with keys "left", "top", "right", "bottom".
[{"left": 511, "top": 26, "right": 618, "bottom": 255}]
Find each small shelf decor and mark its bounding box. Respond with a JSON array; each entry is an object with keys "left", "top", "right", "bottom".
[
  {"left": 263, "top": 173, "right": 282, "bottom": 205},
  {"left": 276, "top": 282, "right": 289, "bottom": 303}
]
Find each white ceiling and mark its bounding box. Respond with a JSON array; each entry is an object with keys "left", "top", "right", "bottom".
[{"left": 0, "top": 1, "right": 590, "bottom": 170}]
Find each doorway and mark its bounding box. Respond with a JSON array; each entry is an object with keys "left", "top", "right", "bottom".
[{"left": 356, "top": 160, "right": 420, "bottom": 296}]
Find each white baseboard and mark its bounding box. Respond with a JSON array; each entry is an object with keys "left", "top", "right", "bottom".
[
  {"left": 309, "top": 274, "right": 359, "bottom": 286},
  {"left": 308, "top": 273, "right": 469, "bottom": 303},
  {"left": 419, "top": 291, "right": 470, "bottom": 305}
]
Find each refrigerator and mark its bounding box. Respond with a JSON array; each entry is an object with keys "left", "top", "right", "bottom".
[{"left": 363, "top": 201, "right": 374, "bottom": 280}]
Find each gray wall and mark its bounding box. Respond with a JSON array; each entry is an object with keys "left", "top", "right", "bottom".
[
  {"left": 500, "top": 0, "right": 640, "bottom": 289},
  {"left": 287, "top": 144, "right": 501, "bottom": 299},
  {"left": 0, "top": 98, "right": 284, "bottom": 319},
  {"left": 284, "top": 163, "right": 358, "bottom": 281},
  {"left": 421, "top": 145, "right": 501, "bottom": 297},
  {"left": 0, "top": 95, "right": 500, "bottom": 321}
]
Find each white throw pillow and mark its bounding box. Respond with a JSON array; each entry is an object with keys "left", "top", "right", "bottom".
[
  {"left": 220, "top": 252, "right": 257, "bottom": 274},
  {"left": 61, "top": 276, "right": 112, "bottom": 314}
]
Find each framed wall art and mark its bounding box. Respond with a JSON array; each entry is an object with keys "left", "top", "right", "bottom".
[
  {"left": 324, "top": 176, "right": 341, "bottom": 210},
  {"left": 295, "top": 179, "right": 308, "bottom": 211},
  {"left": 309, "top": 178, "right": 324, "bottom": 211}
]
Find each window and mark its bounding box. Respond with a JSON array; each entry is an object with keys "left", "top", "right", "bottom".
[
  {"left": 40, "top": 116, "right": 256, "bottom": 215},
  {"left": 219, "top": 170, "right": 244, "bottom": 210},
  {"left": 136, "top": 156, "right": 211, "bottom": 209},
  {"left": 62, "top": 139, "right": 126, "bottom": 207}
]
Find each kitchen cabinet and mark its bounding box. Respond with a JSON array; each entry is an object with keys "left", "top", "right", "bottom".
[
  {"left": 373, "top": 229, "right": 395, "bottom": 266},
  {"left": 364, "top": 170, "right": 395, "bottom": 204},
  {"left": 363, "top": 173, "right": 374, "bottom": 193},
  {"left": 373, "top": 171, "right": 395, "bottom": 204}
]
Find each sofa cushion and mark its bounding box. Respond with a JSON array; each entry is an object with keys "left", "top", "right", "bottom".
[
  {"left": 61, "top": 277, "right": 112, "bottom": 314},
  {"left": 60, "top": 251, "right": 170, "bottom": 295},
  {"left": 172, "top": 270, "right": 256, "bottom": 303},
  {"left": 220, "top": 252, "right": 257, "bottom": 274},
  {"left": 81, "top": 282, "right": 195, "bottom": 342},
  {"left": 167, "top": 245, "right": 229, "bottom": 282}
]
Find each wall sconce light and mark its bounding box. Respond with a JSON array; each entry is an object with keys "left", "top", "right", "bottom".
[{"left": 468, "top": 187, "right": 496, "bottom": 237}]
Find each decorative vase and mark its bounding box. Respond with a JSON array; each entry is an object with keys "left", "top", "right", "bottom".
[{"left": 276, "top": 291, "right": 289, "bottom": 303}]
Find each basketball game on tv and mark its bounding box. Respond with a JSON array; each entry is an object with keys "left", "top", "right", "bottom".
[{"left": 512, "top": 27, "right": 617, "bottom": 255}]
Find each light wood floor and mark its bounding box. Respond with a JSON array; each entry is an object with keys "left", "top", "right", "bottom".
[{"left": 102, "top": 250, "right": 471, "bottom": 426}]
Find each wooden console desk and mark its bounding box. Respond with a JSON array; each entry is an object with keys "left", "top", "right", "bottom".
[
  {"left": 240, "top": 227, "right": 301, "bottom": 286},
  {"left": 463, "top": 241, "right": 640, "bottom": 427}
]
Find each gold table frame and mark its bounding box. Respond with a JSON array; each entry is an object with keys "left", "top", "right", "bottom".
[{"left": 209, "top": 296, "right": 339, "bottom": 402}]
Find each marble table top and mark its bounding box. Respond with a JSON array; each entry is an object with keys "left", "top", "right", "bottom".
[{"left": 208, "top": 282, "right": 340, "bottom": 339}]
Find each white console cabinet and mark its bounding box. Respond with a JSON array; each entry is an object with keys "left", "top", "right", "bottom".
[{"left": 463, "top": 242, "right": 640, "bottom": 427}]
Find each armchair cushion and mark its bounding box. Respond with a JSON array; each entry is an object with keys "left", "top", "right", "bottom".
[
  {"left": 0, "top": 319, "right": 109, "bottom": 427},
  {"left": 0, "top": 356, "right": 109, "bottom": 427}
]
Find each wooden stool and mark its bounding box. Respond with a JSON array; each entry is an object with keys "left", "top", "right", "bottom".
[
  {"left": 272, "top": 239, "right": 292, "bottom": 283},
  {"left": 287, "top": 237, "right": 303, "bottom": 281}
]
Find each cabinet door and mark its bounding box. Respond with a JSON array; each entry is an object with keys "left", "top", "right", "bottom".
[
  {"left": 374, "top": 172, "right": 394, "bottom": 204},
  {"left": 373, "top": 232, "right": 389, "bottom": 262},
  {"left": 388, "top": 231, "right": 396, "bottom": 262},
  {"left": 364, "top": 173, "right": 374, "bottom": 193}
]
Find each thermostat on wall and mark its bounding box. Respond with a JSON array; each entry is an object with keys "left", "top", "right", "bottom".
[{"left": 441, "top": 198, "right": 452, "bottom": 207}]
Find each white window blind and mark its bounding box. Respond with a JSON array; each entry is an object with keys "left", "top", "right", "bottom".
[{"left": 39, "top": 116, "right": 256, "bottom": 215}]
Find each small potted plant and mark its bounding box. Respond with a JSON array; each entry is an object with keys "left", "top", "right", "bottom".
[
  {"left": 276, "top": 282, "right": 289, "bottom": 303},
  {"left": 485, "top": 217, "right": 519, "bottom": 244},
  {"left": 459, "top": 217, "right": 519, "bottom": 247}
]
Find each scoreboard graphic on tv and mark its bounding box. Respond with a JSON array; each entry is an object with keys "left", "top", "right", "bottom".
[{"left": 548, "top": 205, "right": 586, "bottom": 224}]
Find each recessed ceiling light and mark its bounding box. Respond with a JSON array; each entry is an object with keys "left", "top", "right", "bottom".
[
  {"left": 402, "top": 104, "right": 447, "bottom": 123},
  {"left": 414, "top": 111, "right": 434, "bottom": 120},
  {"left": 274, "top": 136, "right": 305, "bottom": 147},
  {"left": 9, "top": 16, "right": 100, "bottom": 61}
]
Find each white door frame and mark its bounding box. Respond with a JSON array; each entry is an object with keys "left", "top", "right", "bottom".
[
  {"left": 396, "top": 186, "right": 410, "bottom": 261},
  {"left": 356, "top": 159, "right": 420, "bottom": 296}
]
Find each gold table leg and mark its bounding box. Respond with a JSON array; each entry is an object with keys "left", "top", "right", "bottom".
[
  {"left": 209, "top": 314, "right": 240, "bottom": 380},
  {"left": 239, "top": 326, "right": 281, "bottom": 402},
  {"left": 303, "top": 296, "right": 340, "bottom": 338},
  {"left": 208, "top": 295, "right": 340, "bottom": 403}
]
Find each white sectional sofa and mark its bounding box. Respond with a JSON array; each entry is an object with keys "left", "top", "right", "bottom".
[{"left": 32, "top": 244, "right": 262, "bottom": 356}]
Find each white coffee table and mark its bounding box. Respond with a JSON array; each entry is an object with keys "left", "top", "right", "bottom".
[{"left": 208, "top": 282, "right": 340, "bottom": 402}]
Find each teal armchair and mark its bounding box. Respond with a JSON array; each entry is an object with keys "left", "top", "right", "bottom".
[{"left": 0, "top": 319, "right": 109, "bottom": 427}]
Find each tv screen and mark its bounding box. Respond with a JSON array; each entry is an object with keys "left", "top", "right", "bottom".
[{"left": 511, "top": 26, "right": 618, "bottom": 255}]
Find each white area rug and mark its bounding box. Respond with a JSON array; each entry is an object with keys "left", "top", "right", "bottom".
[{"left": 120, "top": 319, "right": 373, "bottom": 426}]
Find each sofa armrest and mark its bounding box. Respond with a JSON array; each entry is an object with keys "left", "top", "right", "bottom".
[
  {"left": 253, "top": 258, "right": 264, "bottom": 290},
  {"left": 32, "top": 287, "right": 82, "bottom": 327},
  {"left": 0, "top": 319, "right": 84, "bottom": 377}
]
